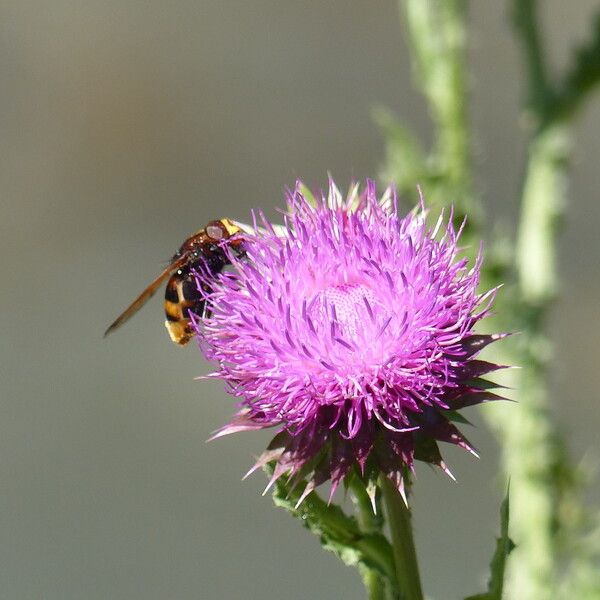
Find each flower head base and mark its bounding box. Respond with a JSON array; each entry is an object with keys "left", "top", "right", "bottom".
[{"left": 194, "top": 180, "right": 506, "bottom": 504}]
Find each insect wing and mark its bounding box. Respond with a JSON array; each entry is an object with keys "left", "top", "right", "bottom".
[{"left": 104, "top": 255, "right": 188, "bottom": 337}]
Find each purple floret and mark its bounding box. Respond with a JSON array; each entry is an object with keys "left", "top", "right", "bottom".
[{"left": 193, "top": 180, "right": 506, "bottom": 503}]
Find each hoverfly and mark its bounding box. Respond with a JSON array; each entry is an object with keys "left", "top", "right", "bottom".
[{"left": 104, "top": 219, "right": 244, "bottom": 345}]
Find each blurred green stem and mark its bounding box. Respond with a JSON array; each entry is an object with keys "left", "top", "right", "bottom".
[
  {"left": 491, "top": 2, "right": 599, "bottom": 597},
  {"left": 516, "top": 126, "right": 569, "bottom": 304},
  {"left": 393, "top": 1, "right": 600, "bottom": 598},
  {"left": 483, "top": 121, "right": 574, "bottom": 600},
  {"left": 401, "top": 0, "right": 478, "bottom": 222},
  {"left": 511, "top": 0, "right": 553, "bottom": 117}
]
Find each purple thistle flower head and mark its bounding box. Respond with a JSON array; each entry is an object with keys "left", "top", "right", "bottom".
[{"left": 193, "top": 180, "right": 506, "bottom": 504}]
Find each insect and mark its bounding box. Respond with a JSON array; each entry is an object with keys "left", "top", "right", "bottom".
[{"left": 104, "top": 218, "right": 244, "bottom": 345}]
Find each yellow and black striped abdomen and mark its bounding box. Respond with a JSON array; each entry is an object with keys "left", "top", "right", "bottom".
[{"left": 164, "top": 270, "right": 205, "bottom": 345}]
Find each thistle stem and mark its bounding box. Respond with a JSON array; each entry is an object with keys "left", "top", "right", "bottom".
[
  {"left": 358, "top": 564, "right": 388, "bottom": 600},
  {"left": 401, "top": 0, "right": 478, "bottom": 222},
  {"left": 380, "top": 477, "right": 423, "bottom": 600},
  {"left": 350, "top": 478, "right": 389, "bottom": 600}
]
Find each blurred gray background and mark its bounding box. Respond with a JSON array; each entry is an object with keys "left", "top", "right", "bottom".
[{"left": 1, "top": 1, "right": 599, "bottom": 599}]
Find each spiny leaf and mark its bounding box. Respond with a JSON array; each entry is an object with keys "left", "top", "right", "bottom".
[{"left": 464, "top": 488, "right": 515, "bottom": 600}]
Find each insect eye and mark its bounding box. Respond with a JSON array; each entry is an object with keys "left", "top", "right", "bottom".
[{"left": 206, "top": 224, "right": 224, "bottom": 240}]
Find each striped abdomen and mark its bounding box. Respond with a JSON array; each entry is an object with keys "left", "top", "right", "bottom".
[{"left": 163, "top": 267, "right": 207, "bottom": 345}]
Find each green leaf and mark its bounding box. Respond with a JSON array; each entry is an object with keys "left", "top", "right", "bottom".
[
  {"left": 266, "top": 466, "right": 397, "bottom": 588},
  {"left": 464, "top": 488, "right": 515, "bottom": 600}
]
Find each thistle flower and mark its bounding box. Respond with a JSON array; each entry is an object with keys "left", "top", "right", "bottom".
[{"left": 193, "top": 180, "right": 505, "bottom": 504}]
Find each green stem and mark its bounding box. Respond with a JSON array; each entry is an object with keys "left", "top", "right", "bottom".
[
  {"left": 467, "top": 123, "right": 573, "bottom": 597},
  {"left": 486, "top": 123, "right": 573, "bottom": 600},
  {"left": 510, "top": 0, "right": 554, "bottom": 118},
  {"left": 266, "top": 466, "right": 398, "bottom": 590},
  {"left": 380, "top": 477, "right": 424, "bottom": 600},
  {"left": 516, "top": 125, "right": 569, "bottom": 304},
  {"left": 359, "top": 566, "right": 389, "bottom": 600},
  {"left": 385, "top": 2, "right": 600, "bottom": 598},
  {"left": 480, "top": 5, "right": 586, "bottom": 597},
  {"left": 401, "top": 0, "right": 478, "bottom": 221},
  {"left": 484, "top": 7, "right": 600, "bottom": 598},
  {"left": 350, "top": 478, "right": 389, "bottom": 600}
]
